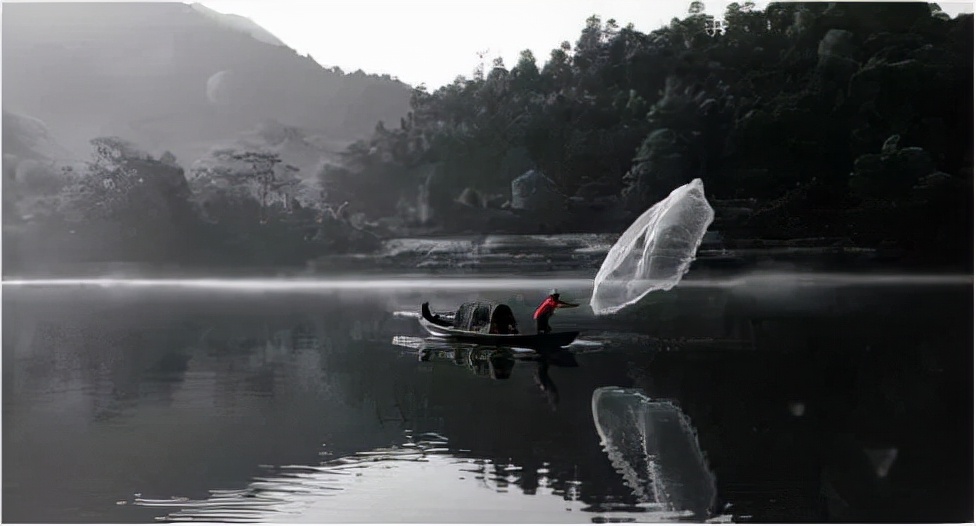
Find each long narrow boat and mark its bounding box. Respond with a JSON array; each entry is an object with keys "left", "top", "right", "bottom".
[{"left": 419, "top": 301, "right": 579, "bottom": 348}]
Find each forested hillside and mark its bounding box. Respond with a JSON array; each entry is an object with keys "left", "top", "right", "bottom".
[
  {"left": 324, "top": 2, "right": 972, "bottom": 262},
  {"left": 4, "top": 2, "right": 972, "bottom": 272}
]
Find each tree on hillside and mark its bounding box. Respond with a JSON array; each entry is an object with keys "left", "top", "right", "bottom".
[
  {"left": 59, "top": 137, "right": 192, "bottom": 226},
  {"left": 313, "top": 2, "right": 971, "bottom": 259},
  {"left": 190, "top": 149, "right": 302, "bottom": 225},
  {"left": 42, "top": 136, "right": 197, "bottom": 260}
]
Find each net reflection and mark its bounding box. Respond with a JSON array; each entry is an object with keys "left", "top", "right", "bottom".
[{"left": 592, "top": 387, "right": 723, "bottom": 521}]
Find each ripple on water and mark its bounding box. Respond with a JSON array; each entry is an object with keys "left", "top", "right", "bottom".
[{"left": 129, "top": 435, "right": 703, "bottom": 523}]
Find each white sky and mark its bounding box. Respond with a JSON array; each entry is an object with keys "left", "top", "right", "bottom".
[
  {"left": 199, "top": 0, "right": 695, "bottom": 88},
  {"left": 195, "top": 1, "right": 973, "bottom": 90}
]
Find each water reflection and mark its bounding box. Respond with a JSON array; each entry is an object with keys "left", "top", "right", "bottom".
[
  {"left": 131, "top": 431, "right": 680, "bottom": 523},
  {"left": 392, "top": 337, "right": 580, "bottom": 408},
  {"left": 5, "top": 278, "right": 971, "bottom": 523},
  {"left": 591, "top": 387, "right": 719, "bottom": 520},
  {"left": 393, "top": 337, "right": 515, "bottom": 378}
]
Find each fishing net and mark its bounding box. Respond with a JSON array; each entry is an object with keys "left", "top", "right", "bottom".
[{"left": 590, "top": 178, "right": 714, "bottom": 315}]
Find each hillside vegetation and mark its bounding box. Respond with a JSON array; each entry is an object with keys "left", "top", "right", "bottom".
[
  {"left": 327, "top": 2, "right": 972, "bottom": 264},
  {"left": 3, "top": 2, "right": 972, "bottom": 272}
]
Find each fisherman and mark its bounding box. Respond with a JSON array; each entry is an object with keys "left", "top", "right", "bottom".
[{"left": 533, "top": 289, "right": 579, "bottom": 334}]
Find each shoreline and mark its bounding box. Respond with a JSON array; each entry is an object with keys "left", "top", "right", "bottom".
[{"left": 3, "top": 232, "right": 972, "bottom": 279}]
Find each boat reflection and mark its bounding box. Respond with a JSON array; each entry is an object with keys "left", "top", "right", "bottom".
[
  {"left": 420, "top": 346, "right": 517, "bottom": 380},
  {"left": 392, "top": 337, "right": 578, "bottom": 407}
]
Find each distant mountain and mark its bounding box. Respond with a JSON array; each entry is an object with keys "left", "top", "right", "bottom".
[
  {"left": 2, "top": 110, "right": 78, "bottom": 221},
  {"left": 1, "top": 2, "right": 412, "bottom": 163},
  {"left": 188, "top": 3, "right": 286, "bottom": 47},
  {"left": 2, "top": 111, "right": 75, "bottom": 163}
]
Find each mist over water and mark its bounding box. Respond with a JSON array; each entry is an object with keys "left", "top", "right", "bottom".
[
  {"left": 4, "top": 270, "right": 971, "bottom": 291},
  {"left": 3, "top": 264, "right": 973, "bottom": 522}
]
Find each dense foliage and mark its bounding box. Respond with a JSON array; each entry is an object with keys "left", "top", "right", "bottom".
[
  {"left": 3, "top": 137, "right": 380, "bottom": 271},
  {"left": 322, "top": 2, "right": 973, "bottom": 263},
  {"left": 4, "top": 2, "right": 972, "bottom": 271}
]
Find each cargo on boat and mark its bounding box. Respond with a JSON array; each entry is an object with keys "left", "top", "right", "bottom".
[{"left": 419, "top": 301, "right": 579, "bottom": 348}]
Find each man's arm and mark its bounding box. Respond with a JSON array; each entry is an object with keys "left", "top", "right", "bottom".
[{"left": 557, "top": 300, "right": 580, "bottom": 308}]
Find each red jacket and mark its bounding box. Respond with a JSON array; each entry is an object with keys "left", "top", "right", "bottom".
[{"left": 534, "top": 297, "right": 559, "bottom": 319}]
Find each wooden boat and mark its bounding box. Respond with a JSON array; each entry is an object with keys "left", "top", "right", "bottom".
[{"left": 419, "top": 301, "right": 579, "bottom": 348}]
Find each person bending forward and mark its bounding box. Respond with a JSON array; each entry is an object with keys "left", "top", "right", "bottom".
[{"left": 533, "top": 289, "right": 579, "bottom": 334}]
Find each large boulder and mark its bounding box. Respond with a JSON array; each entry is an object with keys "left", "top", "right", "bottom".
[
  {"left": 850, "top": 137, "right": 937, "bottom": 198},
  {"left": 511, "top": 169, "right": 563, "bottom": 211},
  {"left": 815, "top": 29, "right": 860, "bottom": 102},
  {"left": 818, "top": 29, "right": 857, "bottom": 69}
]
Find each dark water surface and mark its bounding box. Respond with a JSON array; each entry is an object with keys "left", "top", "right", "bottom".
[{"left": 3, "top": 273, "right": 972, "bottom": 523}]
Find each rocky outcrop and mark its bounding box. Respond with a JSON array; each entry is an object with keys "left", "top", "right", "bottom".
[
  {"left": 818, "top": 28, "right": 857, "bottom": 69},
  {"left": 511, "top": 169, "right": 563, "bottom": 211},
  {"left": 849, "top": 136, "right": 937, "bottom": 198}
]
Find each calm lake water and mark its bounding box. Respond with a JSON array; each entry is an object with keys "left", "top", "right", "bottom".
[{"left": 2, "top": 271, "right": 973, "bottom": 523}]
